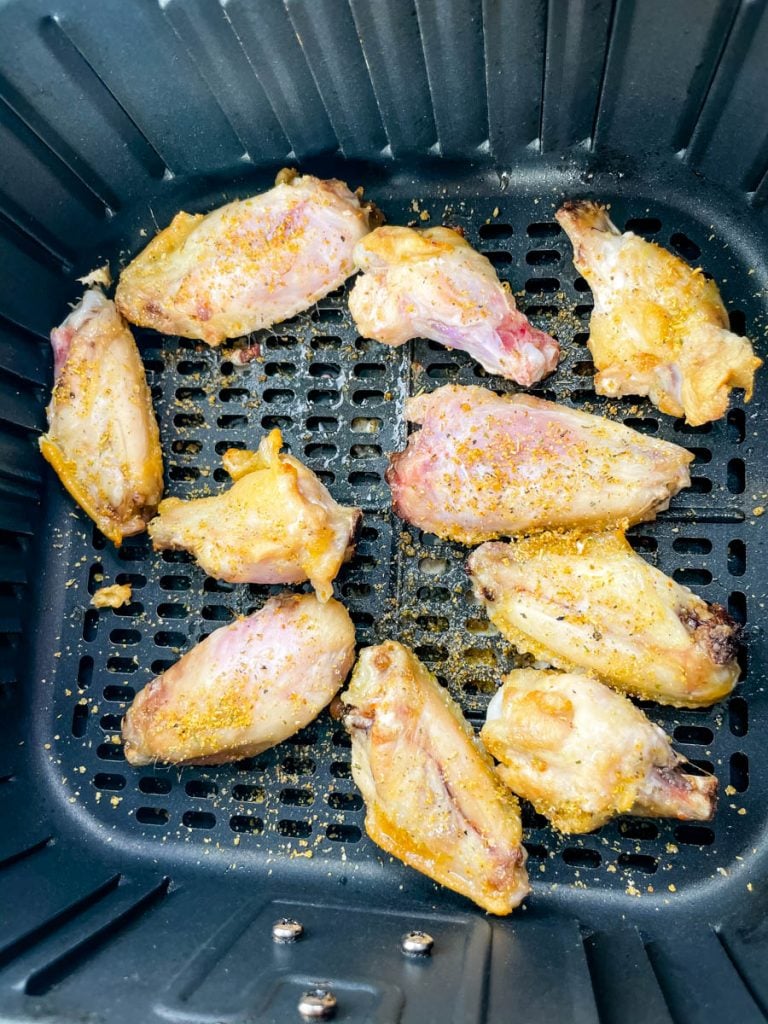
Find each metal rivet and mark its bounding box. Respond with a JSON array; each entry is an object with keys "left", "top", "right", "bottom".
[
  {"left": 298, "top": 987, "right": 337, "bottom": 1019},
  {"left": 401, "top": 930, "right": 434, "bottom": 956},
  {"left": 272, "top": 917, "right": 304, "bottom": 943}
]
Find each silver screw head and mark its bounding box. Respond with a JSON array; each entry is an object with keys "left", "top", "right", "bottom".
[
  {"left": 298, "top": 987, "right": 337, "bottom": 1019},
  {"left": 401, "top": 929, "right": 434, "bottom": 956},
  {"left": 272, "top": 917, "right": 304, "bottom": 943}
]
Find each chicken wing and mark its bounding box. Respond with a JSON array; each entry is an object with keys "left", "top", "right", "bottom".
[
  {"left": 342, "top": 641, "right": 529, "bottom": 915},
  {"left": 122, "top": 593, "right": 355, "bottom": 766},
  {"left": 387, "top": 384, "right": 692, "bottom": 544},
  {"left": 467, "top": 531, "right": 741, "bottom": 707},
  {"left": 148, "top": 429, "right": 360, "bottom": 602},
  {"left": 39, "top": 289, "right": 163, "bottom": 545},
  {"left": 348, "top": 226, "right": 560, "bottom": 385},
  {"left": 115, "top": 169, "right": 377, "bottom": 346},
  {"left": 482, "top": 669, "right": 717, "bottom": 833},
  {"left": 556, "top": 200, "right": 761, "bottom": 426}
]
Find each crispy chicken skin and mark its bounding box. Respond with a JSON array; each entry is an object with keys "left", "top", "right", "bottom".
[
  {"left": 468, "top": 530, "right": 741, "bottom": 708},
  {"left": 482, "top": 669, "right": 717, "bottom": 833},
  {"left": 342, "top": 641, "right": 529, "bottom": 915},
  {"left": 148, "top": 429, "right": 360, "bottom": 603},
  {"left": 115, "top": 169, "right": 376, "bottom": 346},
  {"left": 348, "top": 226, "right": 560, "bottom": 385},
  {"left": 387, "top": 385, "right": 692, "bottom": 544},
  {"left": 39, "top": 289, "right": 163, "bottom": 545},
  {"left": 556, "top": 200, "right": 761, "bottom": 426},
  {"left": 122, "top": 593, "right": 355, "bottom": 766}
]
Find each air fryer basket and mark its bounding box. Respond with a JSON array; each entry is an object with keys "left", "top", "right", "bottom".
[{"left": 1, "top": 1, "right": 768, "bottom": 1021}]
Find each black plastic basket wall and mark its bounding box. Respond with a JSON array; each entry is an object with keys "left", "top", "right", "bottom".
[{"left": 1, "top": 2, "right": 768, "bottom": 1023}]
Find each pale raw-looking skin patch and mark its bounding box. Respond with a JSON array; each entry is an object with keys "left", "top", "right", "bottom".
[
  {"left": 482, "top": 668, "right": 717, "bottom": 834},
  {"left": 556, "top": 200, "right": 762, "bottom": 426}
]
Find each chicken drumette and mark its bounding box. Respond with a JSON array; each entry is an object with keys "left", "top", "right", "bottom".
[
  {"left": 148, "top": 429, "right": 360, "bottom": 602},
  {"left": 342, "top": 641, "right": 529, "bottom": 915},
  {"left": 556, "top": 200, "right": 761, "bottom": 425},
  {"left": 349, "top": 226, "right": 560, "bottom": 385},
  {"left": 39, "top": 289, "right": 163, "bottom": 545},
  {"left": 482, "top": 669, "right": 717, "bottom": 833}
]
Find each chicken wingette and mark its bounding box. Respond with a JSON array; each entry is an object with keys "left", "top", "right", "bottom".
[
  {"left": 115, "top": 169, "right": 377, "bottom": 346},
  {"left": 122, "top": 594, "right": 356, "bottom": 766},
  {"left": 349, "top": 226, "right": 559, "bottom": 385},
  {"left": 468, "top": 530, "right": 740, "bottom": 707},
  {"left": 387, "top": 385, "right": 692, "bottom": 544}
]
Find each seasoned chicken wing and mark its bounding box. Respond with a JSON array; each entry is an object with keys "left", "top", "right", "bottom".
[
  {"left": 482, "top": 669, "right": 717, "bottom": 833},
  {"left": 122, "top": 593, "right": 355, "bottom": 766},
  {"left": 468, "top": 531, "right": 741, "bottom": 707},
  {"left": 115, "top": 169, "right": 376, "bottom": 346},
  {"left": 342, "top": 641, "right": 529, "bottom": 915},
  {"left": 39, "top": 289, "right": 163, "bottom": 545},
  {"left": 348, "top": 226, "right": 560, "bottom": 385},
  {"left": 149, "top": 429, "right": 359, "bottom": 603},
  {"left": 556, "top": 200, "right": 761, "bottom": 425},
  {"left": 387, "top": 385, "right": 692, "bottom": 544}
]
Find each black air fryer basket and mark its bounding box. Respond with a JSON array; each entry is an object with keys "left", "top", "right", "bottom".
[{"left": 1, "top": 1, "right": 767, "bottom": 1021}]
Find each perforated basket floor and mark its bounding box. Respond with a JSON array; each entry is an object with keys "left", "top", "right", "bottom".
[{"left": 31, "top": 167, "right": 768, "bottom": 921}]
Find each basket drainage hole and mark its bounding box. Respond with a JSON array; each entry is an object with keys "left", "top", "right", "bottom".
[
  {"left": 670, "top": 232, "right": 701, "bottom": 261},
  {"left": 230, "top": 814, "right": 263, "bottom": 834},
  {"left": 278, "top": 819, "right": 312, "bottom": 838},
  {"left": 730, "top": 752, "right": 749, "bottom": 792},
  {"left": 673, "top": 725, "right": 713, "bottom": 745},
  {"left": 77, "top": 656, "right": 94, "bottom": 690},
  {"left": 93, "top": 773, "right": 125, "bottom": 791},
  {"left": 618, "top": 820, "right": 659, "bottom": 841},
  {"left": 280, "top": 787, "right": 314, "bottom": 807},
  {"left": 139, "top": 777, "right": 172, "bottom": 795},
  {"left": 326, "top": 824, "right": 362, "bottom": 842},
  {"left": 71, "top": 702, "right": 89, "bottom": 738},
  {"left": 232, "top": 784, "right": 265, "bottom": 803},
  {"left": 728, "top": 539, "right": 746, "bottom": 576},
  {"left": 562, "top": 848, "right": 601, "bottom": 868},
  {"left": 104, "top": 684, "right": 134, "bottom": 702},
  {"left": 186, "top": 780, "right": 218, "bottom": 799},
  {"left": 617, "top": 853, "right": 658, "bottom": 874},
  {"left": 183, "top": 811, "right": 216, "bottom": 830},
  {"left": 136, "top": 807, "right": 169, "bottom": 826},
  {"left": 674, "top": 824, "right": 714, "bottom": 846}
]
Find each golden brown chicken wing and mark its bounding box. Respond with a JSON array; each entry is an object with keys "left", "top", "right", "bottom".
[
  {"left": 468, "top": 530, "right": 740, "bottom": 707},
  {"left": 556, "top": 200, "right": 761, "bottom": 425},
  {"left": 482, "top": 669, "right": 717, "bottom": 833},
  {"left": 122, "top": 593, "right": 356, "bottom": 766},
  {"left": 342, "top": 641, "right": 529, "bottom": 915},
  {"left": 148, "top": 429, "right": 360, "bottom": 602},
  {"left": 39, "top": 289, "right": 163, "bottom": 545}
]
